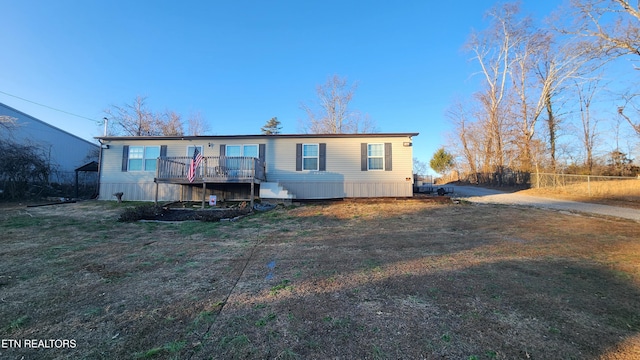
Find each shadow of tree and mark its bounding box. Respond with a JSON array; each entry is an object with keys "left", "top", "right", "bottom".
[{"left": 194, "top": 255, "right": 640, "bottom": 359}]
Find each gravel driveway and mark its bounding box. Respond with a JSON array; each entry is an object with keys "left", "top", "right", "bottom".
[{"left": 450, "top": 185, "right": 640, "bottom": 222}]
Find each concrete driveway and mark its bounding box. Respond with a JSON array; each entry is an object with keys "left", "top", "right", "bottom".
[{"left": 449, "top": 185, "right": 640, "bottom": 222}]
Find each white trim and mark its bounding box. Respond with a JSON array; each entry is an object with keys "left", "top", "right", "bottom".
[
  {"left": 367, "top": 143, "right": 384, "bottom": 171},
  {"left": 302, "top": 143, "right": 319, "bottom": 171},
  {"left": 128, "top": 145, "right": 160, "bottom": 172}
]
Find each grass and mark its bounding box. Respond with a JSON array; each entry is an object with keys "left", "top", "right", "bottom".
[
  {"left": 4, "top": 315, "right": 29, "bottom": 332},
  {"left": 1, "top": 199, "right": 639, "bottom": 359},
  {"left": 524, "top": 178, "right": 640, "bottom": 209},
  {"left": 269, "top": 279, "right": 293, "bottom": 295},
  {"left": 134, "top": 340, "right": 186, "bottom": 359}
]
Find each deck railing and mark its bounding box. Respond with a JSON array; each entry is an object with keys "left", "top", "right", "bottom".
[{"left": 155, "top": 156, "right": 266, "bottom": 182}]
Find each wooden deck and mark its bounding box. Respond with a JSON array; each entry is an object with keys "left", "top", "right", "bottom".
[
  {"left": 154, "top": 156, "right": 266, "bottom": 184},
  {"left": 153, "top": 156, "right": 266, "bottom": 207}
]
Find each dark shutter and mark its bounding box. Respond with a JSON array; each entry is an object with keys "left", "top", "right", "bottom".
[
  {"left": 121, "top": 145, "right": 129, "bottom": 172},
  {"left": 384, "top": 143, "right": 392, "bottom": 171},
  {"left": 219, "top": 144, "right": 226, "bottom": 156},
  {"left": 319, "top": 143, "right": 326, "bottom": 171},
  {"left": 160, "top": 145, "right": 167, "bottom": 157},
  {"left": 361, "top": 143, "right": 368, "bottom": 171},
  {"left": 295, "top": 143, "right": 302, "bottom": 171},
  {"left": 259, "top": 144, "right": 266, "bottom": 162}
]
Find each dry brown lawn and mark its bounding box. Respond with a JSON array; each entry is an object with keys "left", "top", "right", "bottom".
[
  {"left": 522, "top": 179, "right": 640, "bottom": 210},
  {"left": 1, "top": 198, "right": 639, "bottom": 359}
]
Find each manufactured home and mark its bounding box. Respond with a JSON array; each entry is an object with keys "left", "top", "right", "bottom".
[{"left": 96, "top": 133, "right": 418, "bottom": 202}]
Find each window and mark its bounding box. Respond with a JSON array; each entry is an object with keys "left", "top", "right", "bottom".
[
  {"left": 225, "top": 144, "right": 258, "bottom": 157},
  {"left": 187, "top": 145, "right": 203, "bottom": 157},
  {"left": 296, "top": 143, "right": 325, "bottom": 172},
  {"left": 127, "top": 146, "right": 160, "bottom": 172},
  {"left": 303, "top": 144, "right": 318, "bottom": 171},
  {"left": 367, "top": 144, "right": 384, "bottom": 170},
  {"left": 223, "top": 144, "right": 259, "bottom": 175},
  {"left": 226, "top": 145, "right": 241, "bottom": 156},
  {"left": 243, "top": 145, "right": 258, "bottom": 158}
]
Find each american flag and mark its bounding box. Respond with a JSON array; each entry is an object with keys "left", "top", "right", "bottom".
[{"left": 187, "top": 147, "right": 203, "bottom": 183}]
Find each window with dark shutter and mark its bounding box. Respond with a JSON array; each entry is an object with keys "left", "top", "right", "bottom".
[
  {"left": 361, "top": 143, "right": 368, "bottom": 171},
  {"left": 384, "top": 143, "right": 392, "bottom": 171},
  {"left": 121, "top": 145, "right": 129, "bottom": 172},
  {"left": 319, "top": 143, "right": 326, "bottom": 171},
  {"left": 295, "top": 143, "right": 302, "bottom": 171}
]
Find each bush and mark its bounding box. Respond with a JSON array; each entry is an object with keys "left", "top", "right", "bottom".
[
  {"left": 118, "top": 203, "right": 164, "bottom": 222},
  {"left": 0, "top": 140, "right": 51, "bottom": 200},
  {"left": 117, "top": 203, "right": 252, "bottom": 222}
]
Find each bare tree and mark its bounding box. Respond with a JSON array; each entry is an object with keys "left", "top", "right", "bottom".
[
  {"left": 0, "top": 115, "right": 17, "bottom": 134},
  {"left": 300, "top": 75, "right": 376, "bottom": 134},
  {"left": 104, "top": 96, "right": 155, "bottom": 136},
  {"left": 557, "top": 0, "right": 640, "bottom": 140},
  {"left": 509, "top": 24, "right": 548, "bottom": 172},
  {"left": 446, "top": 99, "right": 481, "bottom": 183},
  {"left": 105, "top": 96, "right": 191, "bottom": 136},
  {"left": 158, "top": 110, "right": 184, "bottom": 136},
  {"left": 575, "top": 78, "right": 602, "bottom": 173},
  {"left": 617, "top": 96, "right": 640, "bottom": 135},
  {"left": 563, "top": 0, "right": 640, "bottom": 61},
  {"left": 466, "top": 3, "right": 526, "bottom": 177},
  {"left": 187, "top": 111, "right": 210, "bottom": 136},
  {"left": 0, "top": 140, "right": 50, "bottom": 199},
  {"left": 412, "top": 157, "right": 428, "bottom": 178}
]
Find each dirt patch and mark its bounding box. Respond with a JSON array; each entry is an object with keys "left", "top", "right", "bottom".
[{"left": 1, "top": 200, "right": 639, "bottom": 359}]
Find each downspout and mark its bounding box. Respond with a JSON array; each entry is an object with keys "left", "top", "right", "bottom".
[{"left": 96, "top": 139, "right": 103, "bottom": 200}]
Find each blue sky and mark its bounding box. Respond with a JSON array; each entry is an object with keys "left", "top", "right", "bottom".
[{"left": 1, "top": 1, "right": 564, "bottom": 172}]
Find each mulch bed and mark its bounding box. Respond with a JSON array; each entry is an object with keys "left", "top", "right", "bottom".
[{"left": 148, "top": 208, "right": 251, "bottom": 221}]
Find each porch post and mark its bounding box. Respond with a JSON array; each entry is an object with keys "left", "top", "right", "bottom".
[
  {"left": 202, "top": 181, "right": 206, "bottom": 209},
  {"left": 250, "top": 181, "right": 255, "bottom": 209}
]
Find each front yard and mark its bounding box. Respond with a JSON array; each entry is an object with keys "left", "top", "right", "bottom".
[{"left": 1, "top": 200, "right": 639, "bottom": 359}]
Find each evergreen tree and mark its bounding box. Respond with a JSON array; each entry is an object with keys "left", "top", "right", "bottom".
[
  {"left": 261, "top": 117, "right": 282, "bottom": 135},
  {"left": 430, "top": 148, "right": 455, "bottom": 174}
]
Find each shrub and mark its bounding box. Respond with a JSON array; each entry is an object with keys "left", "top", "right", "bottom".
[{"left": 118, "top": 203, "right": 164, "bottom": 222}]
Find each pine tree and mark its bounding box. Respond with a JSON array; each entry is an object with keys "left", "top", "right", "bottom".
[
  {"left": 261, "top": 117, "right": 282, "bottom": 135},
  {"left": 430, "top": 148, "right": 455, "bottom": 175}
]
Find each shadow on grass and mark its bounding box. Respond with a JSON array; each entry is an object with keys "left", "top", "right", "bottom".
[
  {"left": 2, "top": 202, "right": 639, "bottom": 359},
  {"left": 192, "top": 257, "right": 640, "bottom": 359}
]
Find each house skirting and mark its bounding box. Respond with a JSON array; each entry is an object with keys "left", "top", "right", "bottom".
[
  {"left": 98, "top": 181, "right": 413, "bottom": 202},
  {"left": 98, "top": 182, "right": 256, "bottom": 202},
  {"left": 278, "top": 181, "right": 413, "bottom": 199}
]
